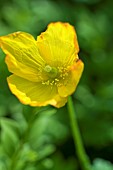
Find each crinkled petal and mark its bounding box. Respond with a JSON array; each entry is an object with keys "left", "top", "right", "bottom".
[
  {"left": 58, "top": 60, "right": 84, "bottom": 97},
  {"left": 37, "top": 22, "right": 79, "bottom": 67},
  {"left": 7, "top": 75, "right": 67, "bottom": 108},
  {"left": 5, "top": 55, "right": 42, "bottom": 82},
  {"left": 53, "top": 95, "right": 67, "bottom": 108},
  {"left": 0, "top": 32, "right": 45, "bottom": 81}
]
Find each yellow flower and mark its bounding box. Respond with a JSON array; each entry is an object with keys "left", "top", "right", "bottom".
[{"left": 0, "top": 22, "right": 84, "bottom": 108}]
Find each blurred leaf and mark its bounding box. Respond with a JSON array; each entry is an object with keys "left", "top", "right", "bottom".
[
  {"left": 29, "top": 108, "right": 69, "bottom": 149},
  {"left": 37, "top": 144, "right": 55, "bottom": 161},
  {"left": 22, "top": 105, "right": 41, "bottom": 122},
  {"left": 49, "top": 153, "right": 78, "bottom": 170},
  {"left": 93, "top": 158, "right": 113, "bottom": 170},
  {"left": 0, "top": 118, "right": 20, "bottom": 157}
]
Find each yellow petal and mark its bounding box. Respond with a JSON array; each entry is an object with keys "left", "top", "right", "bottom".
[
  {"left": 5, "top": 55, "right": 42, "bottom": 82},
  {"left": 37, "top": 22, "right": 79, "bottom": 67},
  {"left": 58, "top": 60, "right": 84, "bottom": 97},
  {"left": 47, "top": 22, "right": 79, "bottom": 53},
  {"left": 53, "top": 95, "right": 67, "bottom": 108},
  {"left": 7, "top": 75, "right": 67, "bottom": 108},
  {"left": 0, "top": 32, "right": 45, "bottom": 81}
]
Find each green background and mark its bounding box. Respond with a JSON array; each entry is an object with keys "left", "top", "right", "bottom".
[{"left": 0, "top": 0, "right": 113, "bottom": 170}]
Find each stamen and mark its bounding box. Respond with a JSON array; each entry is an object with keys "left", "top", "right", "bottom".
[{"left": 42, "top": 65, "right": 69, "bottom": 86}]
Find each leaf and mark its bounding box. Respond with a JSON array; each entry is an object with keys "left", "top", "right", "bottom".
[
  {"left": 41, "top": 153, "right": 78, "bottom": 170},
  {"left": 0, "top": 118, "right": 20, "bottom": 157},
  {"left": 22, "top": 105, "right": 38, "bottom": 122},
  {"left": 92, "top": 158, "right": 113, "bottom": 170},
  {"left": 28, "top": 108, "right": 69, "bottom": 150}
]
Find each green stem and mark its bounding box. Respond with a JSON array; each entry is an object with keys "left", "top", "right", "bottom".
[{"left": 67, "top": 96, "right": 91, "bottom": 170}]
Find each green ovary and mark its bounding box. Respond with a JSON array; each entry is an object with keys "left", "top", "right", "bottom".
[{"left": 44, "top": 65, "right": 58, "bottom": 78}]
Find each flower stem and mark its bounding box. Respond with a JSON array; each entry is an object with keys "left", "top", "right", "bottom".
[{"left": 67, "top": 96, "right": 91, "bottom": 170}]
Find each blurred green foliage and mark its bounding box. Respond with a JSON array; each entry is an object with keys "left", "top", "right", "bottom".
[{"left": 0, "top": 0, "right": 113, "bottom": 169}]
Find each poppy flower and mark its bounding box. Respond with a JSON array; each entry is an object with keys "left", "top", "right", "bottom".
[{"left": 0, "top": 22, "right": 84, "bottom": 108}]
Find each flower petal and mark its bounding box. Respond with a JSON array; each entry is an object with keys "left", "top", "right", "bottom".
[
  {"left": 7, "top": 75, "right": 67, "bottom": 108},
  {"left": 0, "top": 32, "right": 45, "bottom": 81},
  {"left": 53, "top": 95, "right": 67, "bottom": 108},
  {"left": 37, "top": 22, "right": 79, "bottom": 67},
  {"left": 58, "top": 60, "right": 84, "bottom": 97},
  {"left": 47, "top": 22, "right": 79, "bottom": 53},
  {"left": 5, "top": 54, "right": 43, "bottom": 82}
]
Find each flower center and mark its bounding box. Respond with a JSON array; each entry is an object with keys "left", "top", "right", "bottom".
[
  {"left": 44, "top": 65, "right": 58, "bottom": 78},
  {"left": 42, "top": 65, "right": 69, "bottom": 86}
]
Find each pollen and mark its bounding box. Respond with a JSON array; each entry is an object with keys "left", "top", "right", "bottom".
[
  {"left": 42, "top": 65, "right": 69, "bottom": 87},
  {"left": 58, "top": 66, "right": 69, "bottom": 79}
]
